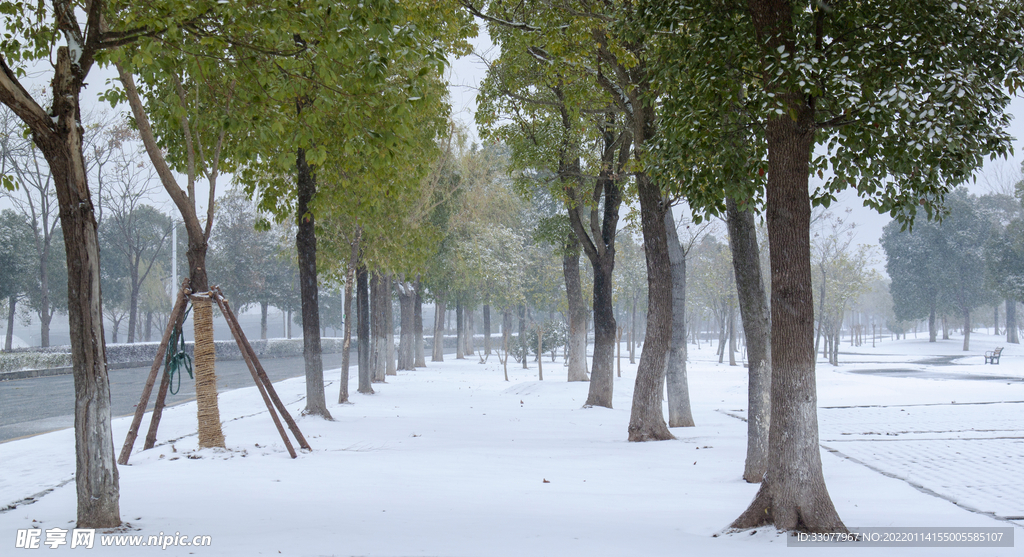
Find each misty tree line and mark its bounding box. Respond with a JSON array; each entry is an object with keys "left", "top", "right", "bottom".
[{"left": 883, "top": 181, "right": 1024, "bottom": 350}]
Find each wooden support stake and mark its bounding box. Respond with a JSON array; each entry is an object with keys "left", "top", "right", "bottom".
[
  {"left": 213, "top": 290, "right": 297, "bottom": 458},
  {"left": 118, "top": 279, "right": 191, "bottom": 465},
  {"left": 213, "top": 287, "right": 311, "bottom": 451}
]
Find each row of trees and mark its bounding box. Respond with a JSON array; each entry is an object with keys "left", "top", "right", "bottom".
[
  {"left": 1, "top": 0, "right": 1021, "bottom": 536},
  {"left": 884, "top": 182, "right": 1024, "bottom": 350}
]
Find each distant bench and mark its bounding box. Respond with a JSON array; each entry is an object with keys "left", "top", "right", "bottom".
[{"left": 984, "top": 347, "right": 1003, "bottom": 365}]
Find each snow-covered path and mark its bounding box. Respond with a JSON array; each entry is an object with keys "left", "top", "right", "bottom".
[{"left": 0, "top": 333, "right": 1021, "bottom": 555}]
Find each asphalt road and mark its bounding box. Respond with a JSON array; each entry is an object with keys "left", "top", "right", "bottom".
[{"left": 0, "top": 353, "right": 344, "bottom": 443}]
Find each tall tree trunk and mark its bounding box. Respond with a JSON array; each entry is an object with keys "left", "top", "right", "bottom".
[
  {"left": 356, "top": 265, "right": 372, "bottom": 394},
  {"left": 962, "top": 309, "right": 971, "bottom": 351},
  {"left": 432, "top": 300, "right": 445, "bottom": 362},
  {"left": 726, "top": 197, "right": 772, "bottom": 484},
  {"left": 260, "top": 301, "right": 268, "bottom": 340},
  {"left": 30, "top": 60, "right": 122, "bottom": 521},
  {"left": 370, "top": 272, "right": 387, "bottom": 382},
  {"left": 994, "top": 305, "right": 1000, "bottom": 336},
  {"left": 414, "top": 283, "right": 425, "bottom": 366},
  {"left": 296, "top": 148, "right": 331, "bottom": 419},
  {"left": 339, "top": 235, "right": 359, "bottom": 403},
  {"left": 563, "top": 236, "right": 590, "bottom": 382},
  {"left": 664, "top": 210, "right": 693, "bottom": 427},
  {"left": 397, "top": 281, "right": 414, "bottom": 371},
  {"left": 731, "top": 56, "right": 844, "bottom": 529},
  {"left": 627, "top": 171, "right": 674, "bottom": 442},
  {"left": 5, "top": 295, "right": 16, "bottom": 351},
  {"left": 1007, "top": 299, "right": 1018, "bottom": 344},
  {"left": 456, "top": 300, "right": 465, "bottom": 359},
  {"left": 483, "top": 304, "right": 492, "bottom": 355},
  {"left": 386, "top": 275, "right": 397, "bottom": 376},
  {"left": 144, "top": 310, "right": 153, "bottom": 342}
]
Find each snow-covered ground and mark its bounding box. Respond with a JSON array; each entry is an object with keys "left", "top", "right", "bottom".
[{"left": 1, "top": 333, "right": 1021, "bottom": 555}]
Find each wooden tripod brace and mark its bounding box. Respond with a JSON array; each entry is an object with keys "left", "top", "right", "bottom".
[{"left": 118, "top": 280, "right": 310, "bottom": 464}]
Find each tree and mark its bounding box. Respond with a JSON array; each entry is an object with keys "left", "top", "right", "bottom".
[
  {"left": 100, "top": 148, "right": 172, "bottom": 343},
  {"left": 725, "top": 199, "right": 772, "bottom": 482},
  {"left": 645, "top": 0, "right": 1024, "bottom": 533},
  {"left": 0, "top": 0, "right": 196, "bottom": 526},
  {"left": 0, "top": 210, "right": 35, "bottom": 350}
]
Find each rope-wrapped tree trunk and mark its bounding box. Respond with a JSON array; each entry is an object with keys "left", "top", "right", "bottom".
[{"left": 192, "top": 295, "right": 225, "bottom": 448}]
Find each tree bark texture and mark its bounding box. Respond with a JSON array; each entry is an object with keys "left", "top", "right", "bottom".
[
  {"left": 627, "top": 172, "right": 674, "bottom": 442},
  {"left": 563, "top": 236, "right": 590, "bottom": 382},
  {"left": 6, "top": 42, "right": 124, "bottom": 527},
  {"left": 357, "top": 265, "right": 373, "bottom": 394},
  {"left": 296, "top": 148, "right": 331, "bottom": 419},
  {"left": 731, "top": 27, "right": 845, "bottom": 527},
  {"left": 726, "top": 197, "right": 772, "bottom": 484},
  {"left": 456, "top": 300, "right": 465, "bottom": 359},
  {"left": 664, "top": 210, "right": 693, "bottom": 428}
]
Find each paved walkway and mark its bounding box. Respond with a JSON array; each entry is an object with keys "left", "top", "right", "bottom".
[{"left": 818, "top": 401, "right": 1024, "bottom": 525}]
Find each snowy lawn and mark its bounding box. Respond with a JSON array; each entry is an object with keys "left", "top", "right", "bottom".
[{"left": 1, "top": 333, "right": 1022, "bottom": 555}]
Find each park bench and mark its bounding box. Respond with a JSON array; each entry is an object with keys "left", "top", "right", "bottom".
[{"left": 984, "top": 347, "right": 1003, "bottom": 365}]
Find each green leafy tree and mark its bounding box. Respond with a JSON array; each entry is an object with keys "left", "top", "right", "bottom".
[
  {"left": 0, "top": 209, "right": 36, "bottom": 350},
  {"left": 644, "top": 0, "right": 1024, "bottom": 532}
]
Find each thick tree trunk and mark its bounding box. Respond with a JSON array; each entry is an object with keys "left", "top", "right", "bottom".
[
  {"left": 483, "top": 304, "right": 491, "bottom": 355},
  {"left": 563, "top": 237, "right": 590, "bottom": 382},
  {"left": 356, "top": 265, "right": 373, "bottom": 394},
  {"left": 432, "top": 300, "right": 445, "bottom": 362},
  {"left": 370, "top": 272, "right": 387, "bottom": 382},
  {"left": 731, "top": 96, "right": 844, "bottom": 530},
  {"left": 414, "top": 284, "right": 426, "bottom": 366},
  {"left": 1007, "top": 299, "right": 1019, "bottom": 344},
  {"left": 962, "top": 309, "right": 971, "bottom": 351},
  {"left": 296, "top": 148, "right": 331, "bottom": 419},
  {"left": 726, "top": 197, "right": 772, "bottom": 484},
  {"left": 36, "top": 99, "right": 121, "bottom": 524},
  {"left": 260, "top": 301, "right": 268, "bottom": 340},
  {"left": 627, "top": 171, "right": 674, "bottom": 442},
  {"left": 664, "top": 211, "right": 693, "bottom": 428}
]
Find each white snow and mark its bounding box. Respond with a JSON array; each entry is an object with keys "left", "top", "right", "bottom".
[{"left": 1, "top": 332, "right": 1021, "bottom": 555}]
